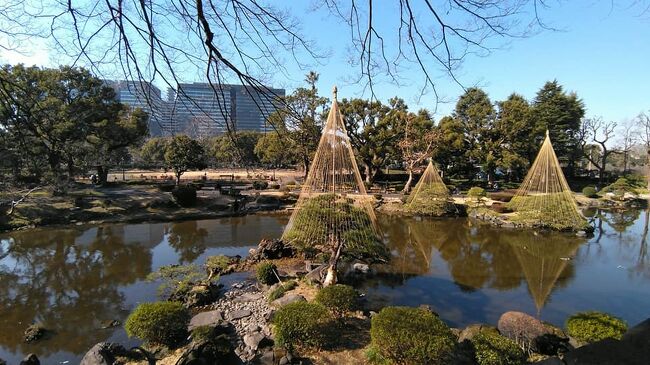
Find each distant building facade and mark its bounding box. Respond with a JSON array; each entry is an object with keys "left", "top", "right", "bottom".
[
  {"left": 106, "top": 80, "right": 284, "bottom": 137},
  {"left": 105, "top": 80, "right": 174, "bottom": 136}
]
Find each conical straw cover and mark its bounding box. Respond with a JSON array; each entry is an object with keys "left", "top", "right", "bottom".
[
  {"left": 509, "top": 131, "right": 585, "bottom": 230},
  {"left": 406, "top": 161, "right": 455, "bottom": 215},
  {"left": 282, "top": 86, "right": 380, "bottom": 253}
]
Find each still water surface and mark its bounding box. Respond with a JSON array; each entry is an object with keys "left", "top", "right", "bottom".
[{"left": 1, "top": 210, "right": 649, "bottom": 363}]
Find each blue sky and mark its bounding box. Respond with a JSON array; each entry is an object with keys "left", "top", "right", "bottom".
[
  {"left": 286, "top": 1, "right": 650, "bottom": 123},
  {"left": 1, "top": 1, "right": 648, "bottom": 123}
]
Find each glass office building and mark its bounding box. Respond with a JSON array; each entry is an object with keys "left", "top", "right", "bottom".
[{"left": 107, "top": 81, "right": 284, "bottom": 137}]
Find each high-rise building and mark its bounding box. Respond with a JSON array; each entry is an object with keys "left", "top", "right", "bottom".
[
  {"left": 107, "top": 81, "right": 285, "bottom": 137},
  {"left": 171, "top": 83, "right": 285, "bottom": 137},
  {"left": 106, "top": 80, "right": 174, "bottom": 136}
]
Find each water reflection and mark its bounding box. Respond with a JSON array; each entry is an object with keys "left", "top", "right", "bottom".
[
  {"left": 0, "top": 215, "right": 287, "bottom": 364},
  {"left": 370, "top": 215, "right": 584, "bottom": 317},
  {"left": 0, "top": 225, "right": 152, "bottom": 357}
]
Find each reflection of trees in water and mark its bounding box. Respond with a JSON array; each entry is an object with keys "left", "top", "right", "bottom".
[
  {"left": 0, "top": 226, "right": 152, "bottom": 357},
  {"left": 377, "top": 215, "right": 583, "bottom": 311},
  {"left": 166, "top": 221, "right": 209, "bottom": 263},
  {"left": 631, "top": 209, "right": 650, "bottom": 278},
  {"left": 601, "top": 209, "right": 640, "bottom": 234}
]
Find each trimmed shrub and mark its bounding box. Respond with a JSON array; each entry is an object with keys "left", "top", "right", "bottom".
[
  {"left": 256, "top": 262, "right": 279, "bottom": 285},
  {"left": 472, "top": 331, "right": 526, "bottom": 365},
  {"left": 315, "top": 284, "right": 359, "bottom": 317},
  {"left": 268, "top": 280, "right": 298, "bottom": 302},
  {"left": 365, "top": 345, "right": 391, "bottom": 365},
  {"left": 370, "top": 306, "right": 456, "bottom": 364},
  {"left": 125, "top": 301, "right": 190, "bottom": 347},
  {"left": 468, "top": 187, "right": 486, "bottom": 202},
  {"left": 566, "top": 311, "right": 627, "bottom": 343},
  {"left": 272, "top": 301, "right": 333, "bottom": 349},
  {"left": 253, "top": 181, "right": 269, "bottom": 190},
  {"left": 582, "top": 186, "right": 598, "bottom": 198},
  {"left": 172, "top": 185, "right": 197, "bottom": 207}
]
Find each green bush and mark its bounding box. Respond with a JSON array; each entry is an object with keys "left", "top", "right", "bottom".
[
  {"left": 269, "top": 183, "right": 281, "bottom": 189},
  {"left": 468, "top": 187, "right": 486, "bottom": 202},
  {"left": 172, "top": 185, "right": 197, "bottom": 207},
  {"left": 256, "top": 262, "right": 278, "bottom": 285},
  {"left": 582, "top": 186, "right": 598, "bottom": 198},
  {"left": 315, "top": 284, "right": 359, "bottom": 317},
  {"left": 268, "top": 280, "right": 298, "bottom": 302},
  {"left": 272, "top": 301, "right": 333, "bottom": 349},
  {"left": 125, "top": 301, "right": 190, "bottom": 347},
  {"left": 566, "top": 311, "right": 627, "bottom": 343},
  {"left": 471, "top": 331, "right": 526, "bottom": 365},
  {"left": 370, "top": 306, "right": 456, "bottom": 364},
  {"left": 253, "top": 180, "right": 269, "bottom": 190},
  {"left": 365, "top": 345, "right": 391, "bottom": 365}
]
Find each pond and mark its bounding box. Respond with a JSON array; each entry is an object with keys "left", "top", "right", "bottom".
[{"left": 1, "top": 210, "right": 649, "bottom": 364}]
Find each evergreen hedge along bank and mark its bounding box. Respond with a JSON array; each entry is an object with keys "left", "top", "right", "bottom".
[
  {"left": 125, "top": 301, "right": 190, "bottom": 347},
  {"left": 369, "top": 306, "right": 457, "bottom": 364}
]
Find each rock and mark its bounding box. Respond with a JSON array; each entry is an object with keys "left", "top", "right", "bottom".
[
  {"left": 80, "top": 342, "right": 126, "bottom": 365},
  {"left": 249, "top": 239, "right": 295, "bottom": 261},
  {"left": 233, "top": 292, "right": 264, "bottom": 303},
  {"left": 227, "top": 309, "right": 252, "bottom": 320},
  {"left": 244, "top": 332, "right": 272, "bottom": 350},
  {"left": 305, "top": 265, "right": 327, "bottom": 284},
  {"left": 271, "top": 293, "right": 306, "bottom": 308},
  {"left": 19, "top": 354, "right": 39, "bottom": 365},
  {"left": 279, "top": 356, "right": 289, "bottom": 365},
  {"left": 182, "top": 283, "right": 221, "bottom": 308},
  {"left": 0, "top": 358, "right": 6, "bottom": 365},
  {"left": 532, "top": 356, "right": 564, "bottom": 365},
  {"left": 535, "top": 333, "right": 572, "bottom": 356},
  {"left": 352, "top": 263, "right": 370, "bottom": 273},
  {"left": 418, "top": 304, "right": 438, "bottom": 316},
  {"left": 498, "top": 311, "right": 550, "bottom": 349},
  {"left": 257, "top": 349, "right": 275, "bottom": 365},
  {"left": 247, "top": 324, "right": 261, "bottom": 332},
  {"left": 576, "top": 230, "right": 587, "bottom": 237},
  {"left": 458, "top": 324, "right": 498, "bottom": 342},
  {"left": 23, "top": 324, "right": 47, "bottom": 343},
  {"left": 188, "top": 310, "right": 224, "bottom": 330},
  {"left": 99, "top": 319, "right": 120, "bottom": 329}
]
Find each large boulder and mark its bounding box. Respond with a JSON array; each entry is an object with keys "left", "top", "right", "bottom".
[
  {"left": 498, "top": 311, "right": 550, "bottom": 349},
  {"left": 80, "top": 342, "right": 126, "bottom": 365}
]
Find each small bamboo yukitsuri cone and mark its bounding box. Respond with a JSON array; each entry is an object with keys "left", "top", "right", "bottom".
[
  {"left": 508, "top": 130, "right": 586, "bottom": 230},
  {"left": 282, "top": 86, "right": 382, "bottom": 286},
  {"left": 406, "top": 160, "right": 457, "bottom": 216}
]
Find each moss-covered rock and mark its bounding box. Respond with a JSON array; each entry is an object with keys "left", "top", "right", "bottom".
[{"left": 566, "top": 311, "right": 627, "bottom": 344}]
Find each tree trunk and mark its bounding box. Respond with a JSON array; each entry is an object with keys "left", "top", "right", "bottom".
[
  {"left": 623, "top": 151, "right": 629, "bottom": 174},
  {"left": 364, "top": 163, "right": 372, "bottom": 184},
  {"left": 303, "top": 156, "right": 310, "bottom": 179},
  {"left": 175, "top": 172, "right": 182, "bottom": 186},
  {"left": 403, "top": 169, "right": 414, "bottom": 193},
  {"left": 323, "top": 240, "right": 343, "bottom": 287},
  {"left": 97, "top": 165, "right": 109, "bottom": 185}
]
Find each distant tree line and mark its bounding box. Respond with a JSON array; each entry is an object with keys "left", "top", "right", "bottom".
[{"left": 2, "top": 66, "right": 646, "bottom": 191}]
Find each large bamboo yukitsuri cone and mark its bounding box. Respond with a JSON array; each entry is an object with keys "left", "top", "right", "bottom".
[
  {"left": 282, "top": 86, "right": 381, "bottom": 286},
  {"left": 508, "top": 130, "right": 586, "bottom": 230},
  {"left": 406, "top": 160, "right": 456, "bottom": 216}
]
